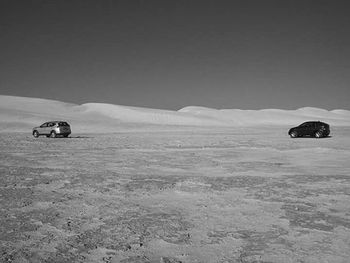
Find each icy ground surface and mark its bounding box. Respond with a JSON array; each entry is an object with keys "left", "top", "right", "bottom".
[{"left": 1, "top": 127, "right": 350, "bottom": 263}]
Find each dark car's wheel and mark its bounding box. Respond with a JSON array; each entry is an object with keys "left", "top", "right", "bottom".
[
  {"left": 33, "top": 130, "right": 39, "bottom": 138},
  {"left": 290, "top": 131, "right": 298, "bottom": 138},
  {"left": 315, "top": 131, "right": 323, "bottom": 138},
  {"left": 50, "top": 131, "right": 57, "bottom": 138}
]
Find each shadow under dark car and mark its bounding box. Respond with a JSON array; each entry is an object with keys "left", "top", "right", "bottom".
[
  {"left": 292, "top": 135, "right": 332, "bottom": 139},
  {"left": 66, "top": 136, "right": 93, "bottom": 139}
]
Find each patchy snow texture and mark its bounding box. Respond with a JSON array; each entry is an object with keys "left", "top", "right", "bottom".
[
  {"left": 0, "top": 95, "right": 349, "bottom": 133},
  {"left": 0, "top": 127, "right": 350, "bottom": 262}
]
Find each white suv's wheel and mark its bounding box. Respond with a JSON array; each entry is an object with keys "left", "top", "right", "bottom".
[
  {"left": 50, "top": 131, "right": 56, "bottom": 138},
  {"left": 33, "top": 131, "right": 39, "bottom": 138}
]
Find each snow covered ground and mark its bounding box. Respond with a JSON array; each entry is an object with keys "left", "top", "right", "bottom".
[{"left": 1, "top": 127, "right": 350, "bottom": 262}]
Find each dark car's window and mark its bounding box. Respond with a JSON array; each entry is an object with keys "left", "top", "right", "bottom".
[
  {"left": 40, "top": 123, "right": 48, "bottom": 128},
  {"left": 48, "top": 122, "right": 55, "bottom": 127},
  {"left": 299, "top": 122, "right": 329, "bottom": 129}
]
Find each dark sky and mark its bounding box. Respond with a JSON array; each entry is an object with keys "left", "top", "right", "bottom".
[{"left": 1, "top": 0, "right": 349, "bottom": 110}]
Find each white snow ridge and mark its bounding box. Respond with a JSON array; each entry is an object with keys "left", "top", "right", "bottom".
[{"left": 0, "top": 95, "right": 349, "bottom": 132}]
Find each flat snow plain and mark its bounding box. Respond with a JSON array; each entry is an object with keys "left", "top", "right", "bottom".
[{"left": 1, "top": 127, "right": 350, "bottom": 263}]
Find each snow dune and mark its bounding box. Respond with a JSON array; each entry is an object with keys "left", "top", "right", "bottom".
[{"left": 0, "top": 95, "right": 349, "bottom": 132}]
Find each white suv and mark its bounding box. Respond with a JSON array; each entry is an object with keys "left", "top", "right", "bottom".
[{"left": 32, "top": 121, "right": 71, "bottom": 138}]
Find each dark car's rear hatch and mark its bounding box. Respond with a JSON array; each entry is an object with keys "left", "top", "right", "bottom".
[{"left": 321, "top": 123, "right": 329, "bottom": 129}]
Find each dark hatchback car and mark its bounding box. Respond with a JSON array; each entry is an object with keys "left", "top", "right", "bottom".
[{"left": 288, "top": 121, "right": 330, "bottom": 138}]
